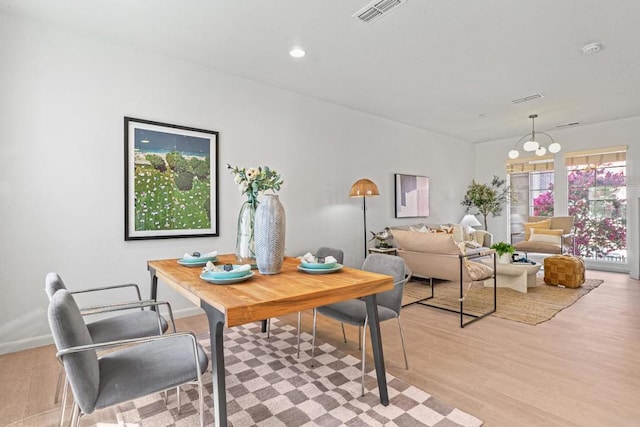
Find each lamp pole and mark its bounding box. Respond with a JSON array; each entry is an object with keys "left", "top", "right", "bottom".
[
  {"left": 349, "top": 178, "right": 380, "bottom": 261},
  {"left": 362, "top": 196, "right": 368, "bottom": 259}
]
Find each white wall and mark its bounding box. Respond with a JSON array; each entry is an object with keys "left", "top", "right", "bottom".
[
  {"left": 475, "top": 116, "right": 640, "bottom": 278},
  {"left": 0, "top": 14, "right": 476, "bottom": 353}
]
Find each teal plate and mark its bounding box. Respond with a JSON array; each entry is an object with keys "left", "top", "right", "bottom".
[
  {"left": 200, "top": 271, "right": 255, "bottom": 285},
  {"left": 178, "top": 257, "right": 218, "bottom": 267},
  {"left": 297, "top": 264, "right": 343, "bottom": 274},
  {"left": 200, "top": 265, "right": 252, "bottom": 279},
  {"left": 299, "top": 261, "right": 338, "bottom": 269}
]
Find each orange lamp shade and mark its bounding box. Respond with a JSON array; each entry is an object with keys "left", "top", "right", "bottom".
[{"left": 349, "top": 178, "right": 379, "bottom": 197}]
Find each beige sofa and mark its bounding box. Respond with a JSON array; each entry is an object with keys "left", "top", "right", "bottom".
[
  {"left": 390, "top": 222, "right": 492, "bottom": 250},
  {"left": 390, "top": 229, "right": 494, "bottom": 282},
  {"left": 390, "top": 229, "right": 497, "bottom": 327}
]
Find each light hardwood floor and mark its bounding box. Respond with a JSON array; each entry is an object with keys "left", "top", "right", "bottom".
[{"left": 2, "top": 270, "right": 639, "bottom": 426}]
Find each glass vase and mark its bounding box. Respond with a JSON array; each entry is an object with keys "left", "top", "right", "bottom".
[{"left": 236, "top": 201, "right": 257, "bottom": 263}]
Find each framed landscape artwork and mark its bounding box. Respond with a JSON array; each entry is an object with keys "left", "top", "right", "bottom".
[
  {"left": 124, "top": 117, "right": 219, "bottom": 240},
  {"left": 394, "top": 173, "right": 429, "bottom": 218}
]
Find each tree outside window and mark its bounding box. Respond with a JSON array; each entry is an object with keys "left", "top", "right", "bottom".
[{"left": 531, "top": 162, "right": 626, "bottom": 260}]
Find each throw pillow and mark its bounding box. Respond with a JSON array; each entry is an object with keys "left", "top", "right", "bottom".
[
  {"left": 466, "top": 261, "right": 494, "bottom": 281},
  {"left": 439, "top": 225, "right": 454, "bottom": 234},
  {"left": 409, "top": 224, "right": 430, "bottom": 233},
  {"left": 523, "top": 219, "right": 552, "bottom": 240},
  {"left": 449, "top": 224, "right": 465, "bottom": 243},
  {"left": 529, "top": 228, "right": 562, "bottom": 245}
]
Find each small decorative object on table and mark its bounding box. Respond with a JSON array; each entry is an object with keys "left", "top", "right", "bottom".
[
  {"left": 227, "top": 164, "right": 284, "bottom": 271},
  {"left": 370, "top": 227, "right": 392, "bottom": 248},
  {"left": 490, "top": 241, "right": 516, "bottom": 264}
]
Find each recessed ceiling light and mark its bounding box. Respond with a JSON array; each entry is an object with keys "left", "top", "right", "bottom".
[{"left": 289, "top": 47, "right": 306, "bottom": 58}]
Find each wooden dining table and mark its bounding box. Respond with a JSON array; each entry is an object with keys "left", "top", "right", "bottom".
[{"left": 148, "top": 254, "right": 394, "bottom": 427}]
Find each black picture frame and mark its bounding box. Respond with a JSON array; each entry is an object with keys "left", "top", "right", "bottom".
[
  {"left": 394, "top": 173, "right": 429, "bottom": 218},
  {"left": 124, "top": 117, "right": 219, "bottom": 240}
]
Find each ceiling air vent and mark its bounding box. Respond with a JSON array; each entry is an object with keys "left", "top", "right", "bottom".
[
  {"left": 556, "top": 121, "right": 581, "bottom": 128},
  {"left": 510, "top": 93, "right": 544, "bottom": 104},
  {"left": 354, "top": 0, "right": 407, "bottom": 24}
]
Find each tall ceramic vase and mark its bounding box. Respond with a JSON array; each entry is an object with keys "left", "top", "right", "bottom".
[
  {"left": 254, "top": 194, "right": 286, "bottom": 274},
  {"left": 235, "top": 201, "right": 257, "bottom": 263}
]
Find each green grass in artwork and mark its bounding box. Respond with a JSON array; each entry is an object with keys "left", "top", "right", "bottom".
[{"left": 134, "top": 155, "right": 211, "bottom": 231}]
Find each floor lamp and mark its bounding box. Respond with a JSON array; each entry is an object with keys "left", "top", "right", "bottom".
[{"left": 349, "top": 178, "right": 380, "bottom": 259}]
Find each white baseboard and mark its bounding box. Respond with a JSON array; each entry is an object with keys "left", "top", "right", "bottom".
[{"left": 0, "top": 306, "right": 205, "bottom": 355}]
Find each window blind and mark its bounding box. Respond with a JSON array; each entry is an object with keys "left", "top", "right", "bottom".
[
  {"left": 506, "top": 154, "right": 554, "bottom": 174},
  {"left": 565, "top": 145, "right": 627, "bottom": 167}
]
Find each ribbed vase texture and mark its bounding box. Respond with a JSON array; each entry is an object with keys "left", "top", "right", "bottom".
[{"left": 254, "top": 194, "right": 286, "bottom": 274}]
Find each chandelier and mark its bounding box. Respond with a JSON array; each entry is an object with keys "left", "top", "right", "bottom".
[{"left": 508, "top": 114, "right": 561, "bottom": 159}]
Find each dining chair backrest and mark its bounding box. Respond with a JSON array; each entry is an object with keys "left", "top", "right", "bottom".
[
  {"left": 45, "top": 272, "right": 67, "bottom": 300},
  {"left": 362, "top": 254, "right": 408, "bottom": 315},
  {"left": 316, "top": 247, "right": 344, "bottom": 264},
  {"left": 48, "top": 289, "right": 100, "bottom": 414}
]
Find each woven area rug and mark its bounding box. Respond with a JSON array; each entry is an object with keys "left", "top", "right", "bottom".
[
  {"left": 114, "top": 320, "right": 482, "bottom": 426},
  {"left": 403, "top": 277, "right": 603, "bottom": 325}
]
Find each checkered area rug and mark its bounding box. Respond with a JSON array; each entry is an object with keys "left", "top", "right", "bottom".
[{"left": 115, "top": 319, "right": 482, "bottom": 426}]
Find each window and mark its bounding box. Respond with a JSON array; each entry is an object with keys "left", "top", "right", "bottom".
[
  {"left": 506, "top": 156, "right": 554, "bottom": 244},
  {"left": 565, "top": 146, "right": 627, "bottom": 263}
]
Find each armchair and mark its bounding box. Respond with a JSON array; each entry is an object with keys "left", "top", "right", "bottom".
[
  {"left": 295, "top": 247, "right": 344, "bottom": 358},
  {"left": 391, "top": 230, "right": 497, "bottom": 327},
  {"left": 48, "top": 290, "right": 208, "bottom": 427},
  {"left": 45, "top": 272, "right": 176, "bottom": 426},
  {"left": 513, "top": 216, "right": 575, "bottom": 255},
  {"left": 310, "top": 254, "right": 410, "bottom": 396}
]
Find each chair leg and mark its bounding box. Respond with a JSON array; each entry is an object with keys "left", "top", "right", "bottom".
[
  {"left": 358, "top": 326, "right": 362, "bottom": 349},
  {"left": 341, "top": 323, "right": 347, "bottom": 343},
  {"left": 197, "top": 377, "right": 204, "bottom": 427},
  {"left": 297, "top": 311, "right": 302, "bottom": 358},
  {"left": 267, "top": 318, "right": 271, "bottom": 338},
  {"left": 59, "top": 377, "right": 69, "bottom": 427},
  {"left": 53, "top": 367, "right": 64, "bottom": 403},
  {"left": 70, "top": 401, "right": 81, "bottom": 427},
  {"left": 397, "top": 317, "right": 409, "bottom": 370},
  {"left": 177, "top": 386, "right": 182, "bottom": 414},
  {"left": 361, "top": 316, "right": 368, "bottom": 397},
  {"left": 311, "top": 308, "right": 317, "bottom": 367}
]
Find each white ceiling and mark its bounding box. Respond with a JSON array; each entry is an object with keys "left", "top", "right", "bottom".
[{"left": 3, "top": 0, "right": 640, "bottom": 143}]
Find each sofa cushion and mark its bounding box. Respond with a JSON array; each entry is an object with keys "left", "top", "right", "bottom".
[
  {"left": 529, "top": 228, "right": 563, "bottom": 245},
  {"left": 513, "top": 240, "right": 562, "bottom": 254},
  {"left": 523, "top": 219, "right": 551, "bottom": 240},
  {"left": 529, "top": 216, "right": 573, "bottom": 234},
  {"left": 391, "top": 229, "right": 462, "bottom": 255}
]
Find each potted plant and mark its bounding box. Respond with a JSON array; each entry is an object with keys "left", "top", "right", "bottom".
[
  {"left": 491, "top": 241, "right": 516, "bottom": 264},
  {"left": 461, "top": 175, "right": 510, "bottom": 232}
]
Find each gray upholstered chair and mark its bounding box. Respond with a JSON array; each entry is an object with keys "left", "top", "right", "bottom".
[
  {"left": 311, "top": 254, "right": 410, "bottom": 396},
  {"left": 45, "top": 272, "right": 174, "bottom": 342},
  {"left": 48, "top": 290, "right": 208, "bottom": 427},
  {"left": 294, "top": 247, "right": 345, "bottom": 357},
  {"left": 45, "top": 272, "right": 176, "bottom": 426}
]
